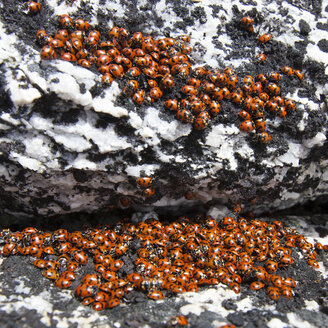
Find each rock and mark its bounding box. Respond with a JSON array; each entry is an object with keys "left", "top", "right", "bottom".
[{"left": 0, "top": 0, "right": 327, "bottom": 218}]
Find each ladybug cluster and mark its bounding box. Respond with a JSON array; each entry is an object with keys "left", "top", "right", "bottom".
[
  {"left": 1, "top": 213, "right": 327, "bottom": 312},
  {"left": 36, "top": 14, "right": 303, "bottom": 142},
  {"left": 137, "top": 177, "right": 155, "bottom": 198}
]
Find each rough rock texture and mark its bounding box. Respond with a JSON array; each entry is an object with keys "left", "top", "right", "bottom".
[
  {"left": 1, "top": 214, "right": 327, "bottom": 328},
  {"left": 0, "top": 0, "right": 327, "bottom": 217}
]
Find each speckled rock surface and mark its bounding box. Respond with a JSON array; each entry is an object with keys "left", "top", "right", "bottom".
[
  {"left": 0, "top": 1, "right": 328, "bottom": 218},
  {"left": 0, "top": 213, "right": 327, "bottom": 328}
]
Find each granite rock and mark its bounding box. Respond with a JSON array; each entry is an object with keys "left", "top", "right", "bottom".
[{"left": 0, "top": 0, "right": 327, "bottom": 217}]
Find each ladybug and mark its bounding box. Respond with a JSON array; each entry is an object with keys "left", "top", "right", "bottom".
[
  {"left": 71, "top": 38, "right": 83, "bottom": 51},
  {"left": 40, "top": 45, "right": 57, "bottom": 60},
  {"left": 59, "top": 14, "right": 74, "bottom": 29},
  {"left": 208, "top": 100, "right": 221, "bottom": 116},
  {"left": 230, "top": 282, "right": 241, "bottom": 294},
  {"left": 267, "top": 82, "right": 280, "bottom": 95},
  {"left": 258, "top": 132, "right": 271, "bottom": 144},
  {"left": 224, "top": 67, "right": 235, "bottom": 76},
  {"left": 53, "top": 30, "right": 68, "bottom": 43},
  {"left": 137, "top": 177, "right": 153, "bottom": 188},
  {"left": 27, "top": 1, "right": 41, "bottom": 14},
  {"left": 281, "top": 66, "right": 294, "bottom": 76},
  {"left": 271, "top": 275, "right": 284, "bottom": 288},
  {"left": 266, "top": 260, "right": 278, "bottom": 273},
  {"left": 250, "top": 281, "right": 265, "bottom": 290},
  {"left": 94, "top": 291, "right": 110, "bottom": 302},
  {"left": 107, "top": 298, "right": 120, "bottom": 308},
  {"left": 72, "top": 250, "right": 88, "bottom": 265},
  {"left": 258, "top": 34, "right": 272, "bottom": 43},
  {"left": 178, "top": 35, "right": 191, "bottom": 43},
  {"left": 267, "top": 286, "right": 280, "bottom": 300},
  {"left": 187, "top": 78, "right": 201, "bottom": 89},
  {"left": 180, "top": 85, "right": 197, "bottom": 96},
  {"left": 227, "top": 75, "right": 238, "bottom": 89},
  {"left": 176, "top": 109, "right": 194, "bottom": 123},
  {"left": 255, "top": 53, "right": 267, "bottom": 62},
  {"left": 294, "top": 70, "right": 304, "bottom": 80},
  {"left": 254, "top": 118, "right": 266, "bottom": 132},
  {"left": 285, "top": 99, "right": 296, "bottom": 111},
  {"left": 125, "top": 67, "right": 141, "bottom": 79},
  {"left": 109, "top": 64, "right": 124, "bottom": 78},
  {"left": 243, "top": 75, "right": 254, "bottom": 85},
  {"left": 168, "top": 315, "right": 188, "bottom": 326},
  {"left": 267, "top": 71, "right": 281, "bottom": 82},
  {"left": 284, "top": 277, "right": 296, "bottom": 288},
  {"left": 55, "top": 277, "right": 72, "bottom": 289},
  {"left": 61, "top": 53, "right": 77, "bottom": 62},
  {"left": 278, "top": 106, "right": 287, "bottom": 119},
  {"left": 265, "top": 101, "right": 279, "bottom": 113},
  {"left": 81, "top": 297, "right": 94, "bottom": 306},
  {"left": 239, "top": 120, "right": 255, "bottom": 132},
  {"left": 85, "top": 36, "right": 98, "bottom": 48},
  {"left": 43, "top": 269, "right": 59, "bottom": 280},
  {"left": 281, "top": 286, "right": 293, "bottom": 299},
  {"left": 165, "top": 99, "right": 179, "bottom": 111},
  {"left": 77, "top": 59, "right": 92, "bottom": 68},
  {"left": 75, "top": 19, "right": 90, "bottom": 31},
  {"left": 123, "top": 80, "right": 139, "bottom": 96},
  {"left": 239, "top": 110, "right": 251, "bottom": 120},
  {"left": 75, "top": 284, "right": 97, "bottom": 299},
  {"left": 101, "top": 73, "right": 114, "bottom": 86},
  {"left": 132, "top": 90, "right": 145, "bottom": 105},
  {"left": 92, "top": 301, "right": 107, "bottom": 311},
  {"left": 148, "top": 290, "right": 165, "bottom": 300},
  {"left": 33, "top": 259, "right": 46, "bottom": 269},
  {"left": 240, "top": 16, "right": 254, "bottom": 26},
  {"left": 307, "top": 259, "right": 319, "bottom": 268},
  {"left": 36, "top": 29, "right": 48, "bottom": 45},
  {"left": 193, "top": 116, "right": 209, "bottom": 130},
  {"left": 149, "top": 87, "right": 163, "bottom": 100},
  {"left": 67, "top": 261, "right": 79, "bottom": 271}
]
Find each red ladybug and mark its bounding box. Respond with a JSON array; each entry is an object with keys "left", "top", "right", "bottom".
[
  {"left": 258, "top": 132, "right": 271, "bottom": 144},
  {"left": 144, "top": 187, "right": 155, "bottom": 197},
  {"left": 165, "top": 99, "right": 179, "bottom": 111},
  {"left": 92, "top": 301, "right": 107, "bottom": 311},
  {"left": 266, "top": 260, "right": 278, "bottom": 273},
  {"left": 75, "top": 284, "right": 97, "bottom": 299},
  {"left": 176, "top": 109, "right": 194, "bottom": 123},
  {"left": 250, "top": 281, "right": 265, "bottom": 290},
  {"left": 255, "top": 53, "right": 267, "bottom": 62},
  {"left": 240, "top": 16, "right": 254, "bottom": 26},
  {"left": 148, "top": 290, "right": 165, "bottom": 300},
  {"left": 55, "top": 278, "right": 72, "bottom": 289},
  {"left": 137, "top": 177, "right": 153, "bottom": 187},
  {"left": 132, "top": 90, "right": 145, "bottom": 105},
  {"left": 149, "top": 87, "right": 163, "bottom": 100},
  {"left": 281, "top": 66, "right": 294, "bottom": 76},
  {"left": 107, "top": 298, "right": 120, "bottom": 308},
  {"left": 267, "top": 286, "right": 280, "bottom": 300},
  {"left": 258, "top": 34, "right": 272, "bottom": 43},
  {"left": 61, "top": 53, "right": 77, "bottom": 62},
  {"left": 43, "top": 269, "right": 59, "bottom": 280},
  {"left": 40, "top": 46, "right": 57, "bottom": 60},
  {"left": 239, "top": 120, "right": 255, "bottom": 132},
  {"left": 294, "top": 70, "right": 304, "bottom": 80},
  {"left": 27, "top": 1, "right": 41, "bottom": 14},
  {"left": 75, "top": 19, "right": 90, "bottom": 31},
  {"left": 101, "top": 73, "right": 114, "bottom": 86}
]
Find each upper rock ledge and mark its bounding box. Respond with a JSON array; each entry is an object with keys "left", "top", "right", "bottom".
[{"left": 0, "top": 0, "right": 327, "bottom": 217}]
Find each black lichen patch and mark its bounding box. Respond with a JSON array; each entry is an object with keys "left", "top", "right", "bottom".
[{"left": 317, "top": 39, "right": 328, "bottom": 53}]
